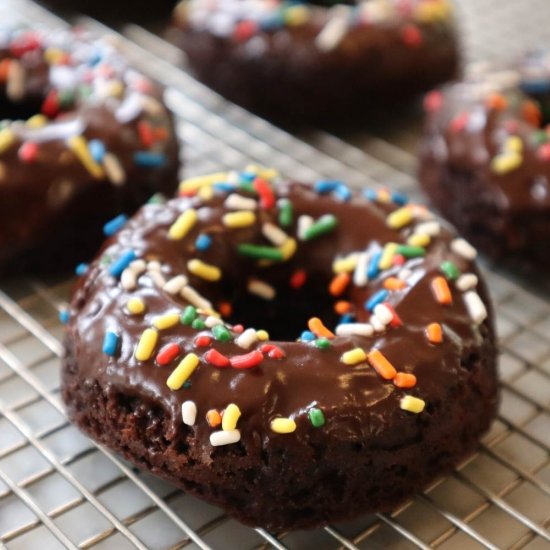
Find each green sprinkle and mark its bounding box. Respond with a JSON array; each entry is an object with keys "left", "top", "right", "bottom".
[
  {"left": 181, "top": 305, "right": 198, "bottom": 326},
  {"left": 532, "top": 130, "right": 549, "bottom": 146},
  {"left": 212, "top": 324, "right": 232, "bottom": 342},
  {"left": 237, "top": 243, "right": 284, "bottom": 261},
  {"left": 395, "top": 245, "right": 426, "bottom": 258},
  {"left": 58, "top": 89, "right": 74, "bottom": 108},
  {"left": 314, "top": 338, "right": 331, "bottom": 349},
  {"left": 183, "top": 380, "right": 192, "bottom": 389},
  {"left": 100, "top": 254, "right": 111, "bottom": 266},
  {"left": 278, "top": 199, "right": 293, "bottom": 227},
  {"left": 303, "top": 214, "right": 338, "bottom": 240},
  {"left": 239, "top": 180, "right": 256, "bottom": 194},
  {"left": 191, "top": 318, "right": 206, "bottom": 330},
  {"left": 440, "top": 260, "right": 460, "bottom": 281},
  {"left": 148, "top": 193, "right": 167, "bottom": 205},
  {"left": 308, "top": 408, "right": 325, "bottom": 428}
]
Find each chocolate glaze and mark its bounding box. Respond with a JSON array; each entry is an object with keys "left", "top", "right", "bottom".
[
  {"left": 170, "top": 0, "right": 460, "bottom": 125},
  {"left": 0, "top": 28, "right": 179, "bottom": 274},
  {"left": 62, "top": 177, "right": 498, "bottom": 528}
]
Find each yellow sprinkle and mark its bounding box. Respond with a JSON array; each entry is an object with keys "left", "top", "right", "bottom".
[
  {"left": 505, "top": 136, "right": 523, "bottom": 153},
  {"left": 108, "top": 80, "right": 125, "bottom": 98},
  {"left": 270, "top": 418, "right": 297, "bottom": 434},
  {"left": 256, "top": 330, "right": 269, "bottom": 341},
  {"left": 415, "top": 1, "right": 452, "bottom": 22},
  {"left": 187, "top": 259, "right": 222, "bottom": 282},
  {"left": 168, "top": 209, "right": 198, "bottom": 240},
  {"left": 407, "top": 233, "right": 431, "bottom": 247},
  {"left": 378, "top": 243, "right": 398, "bottom": 270},
  {"left": 387, "top": 206, "right": 414, "bottom": 229},
  {"left": 44, "top": 47, "right": 65, "bottom": 64},
  {"left": 135, "top": 328, "right": 158, "bottom": 361},
  {"left": 26, "top": 114, "right": 48, "bottom": 128},
  {"left": 0, "top": 128, "right": 16, "bottom": 154},
  {"left": 152, "top": 312, "right": 180, "bottom": 330},
  {"left": 166, "top": 353, "right": 200, "bottom": 390},
  {"left": 67, "top": 135, "right": 104, "bottom": 179},
  {"left": 222, "top": 403, "right": 241, "bottom": 431},
  {"left": 280, "top": 238, "right": 297, "bottom": 260},
  {"left": 491, "top": 152, "right": 522, "bottom": 175},
  {"left": 244, "top": 164, "right": 279, "bottom": 181},
  {"left": 400, "top": 395, "right": 426, "bottom": 414},
  {"left": 284, "top": 5, "right": 310, "bottom": 25},
  {"left": 127, "top": 297, "right": 145, "bottom": 315},
  {"left": 198, "top": 184, "right": 214, "bottom": 201},
  {"left": 341, "top": 348, "right": 367, "bottom": 366},
  {"left": 332, "top": 255, "right": 358, "bottom": 274},
  {"left": 179, "top": 172, "right": 227, "bottom": 194},
  {"left": 377, "top": 189, "right": 392, "bottom": 204},
  {"left": 222, "top": 210, "right": 256, "bottom": 228}
]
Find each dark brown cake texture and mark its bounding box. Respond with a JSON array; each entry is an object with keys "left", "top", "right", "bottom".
[
  {"left": 0, "top": 27, "right": 179, "bottom": 275},
  {"left": 419, "top": 50, "right": 550, "bottom": 273},
  {"left": 62, "top": 167, "right": 498, "bottom": 530},
  {"left": 169, "top": 0, "right": 460, "bottom": 125}
]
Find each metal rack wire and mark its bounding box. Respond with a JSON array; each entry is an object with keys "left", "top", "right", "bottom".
[{"left": 0, "top": 0, "right": 549, "bottom": 548}]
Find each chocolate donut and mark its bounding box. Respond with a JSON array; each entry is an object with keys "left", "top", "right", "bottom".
[
  {"left": 420, "top": 51, "right": 550, "bottom": 272},
  {"left": 170, "top": 0, "right": 460, "bottom": 124},
  {"left": 61, "top": 166, "right": 498, "bottom": 530},
  {"left": 0, "top": 28, "right": 179, "bottom": 274}
]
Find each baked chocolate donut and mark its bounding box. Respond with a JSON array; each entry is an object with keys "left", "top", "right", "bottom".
[
  {"left": 0, "top": 27, "right": 179, "bottom": 274},
  {"left": 420, "top": 50, "right": 550, "bottom": 272},
  {"left": 170, "top": 0, "right": 460, "bottom": 124},
  {"left": 62, "top": 166, "right": 498, "bottom": 530}
]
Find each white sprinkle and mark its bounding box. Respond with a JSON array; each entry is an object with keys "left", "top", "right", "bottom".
[
  {"left": 414, "top": 221, "right": 441, "bottom": 237},
  {"left": 115, "top": 92, "right": 145, "bottom": 123},
  {"left": 370, "top": 315, "right": 386, "bottom": 333},
  {"left": 456, "top": 273, "right": 479, "bottom": 292},
  {"left": 353, "top": 252, "right": 370, "bottom": 287},
  {"left": 121, "top": 268, "right": 137, "bottom": 290},
  {"left": 373, "top": 304, "right": 393, "bottom": 326},
  {"left": 451, "top": 238, "right": 477, "bottom": 260},
  {"left": 181, "top": 400, "right": 197, "bottom": 426},
  {"left": 315, "top": 8, "right": 348, "bottom": 51},
  {"left": 297, "top": 215, "right": 314, "bottom": 240},
  {"left": 147, "top": 261, "right": 162, "bottom": 272},
  {"left": 464, "top": 291, "right": 487, "bottom": 325},
  {"left": 262, "top": 222, "right": 288, "bottom": 247},
  {"left": 398, "top": 268, "right": 413, "bottom": 281},
  {"left": 210, "top": 429, "right": 241, "bottom": 447},
  {"left": 163, "top": 275, "right": 188, "bottom": 295},
  {"left": 224, "top": 193, "right": 257, "bottom": 210},
  {"left": 205, "top": 316, "right": 223, "bottom": 328},
  {"left": 129, "top": 259, "right": 146, "bottom": 275},
  {"left": 248, "top": 278, "right": 276, "bottom": 300},
  {"left": 181, "top": 285, "right": 212, "bottom": 311},
  {"left": 7, "top": 60, "right": 25, "bottom": 101},
  {"left": 103, "top": 153, "right": 126, "bottom": 186},
  {"left": 148, "top": 270, "right": 166, "bottom": 288},
  {"left": 236, "top": 328, "right": 258, "bottom": 349},
  {"left": 335, "top": 323, "right": 374, "bottom": 337}
]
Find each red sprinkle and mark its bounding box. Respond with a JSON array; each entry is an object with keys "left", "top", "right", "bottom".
[
  {"left": 383, "top": 303, "right": 403, "bottom": 328},
  {"left": 230, "top": 350, "right": 263, "bottom": 369},
  {"left": 450, "top": 113, "right": 469, "bottom": 133},
  {"left": 10, "top": 33, "right": 41, "bottom": 57},
  {"left": 254, "top": 178, "right": 276, "bottom": 209},
  {"left": 42, "top": 90, "right": 60, "bottom": 118},
  {"left": 538, "top": 143, "right": 550, "bottom": 162},
  {"left": 290, "top": 269, "right": 307, "bottom": 289},
  {"left": 138, "top": 121, "right": 154, "bottom": 147},
  {"left": 260, "top": 344, "right": 286, "bottom": 359},
  {"left": 401, "top": 24, "right": 422, "bottom": 47},
  {"left": 233, "top": 20, "right": 258, "bottom": 42},
  {"left": 232, "top": 324, "right": 244, "bottom": 334},
  {"left": 392, "top": 254, "right": 406, "bottom": 267},
  {"left": 194, "top": 334, "right": 212, "bottom": 348},
  {"left": 204, "top": 348, "right": 230, "bottom": 368},
  {"left": 424, "top": 90, "right": 443, "bottom": 113},
  {"left": 156, "top": 342, "right": 180, "bottom": 366},
  {"left": 18, "top": 141, "right": 38, "bottom": 163}
]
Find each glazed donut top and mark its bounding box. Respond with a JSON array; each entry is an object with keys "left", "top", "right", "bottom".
[
  {"left": 66, "top": 166, "right": 492, "bottom": 450},
  {"left": 0, "top": 27, "right": 174, "bottom": 188},
  {"left": 422, "top": 50, "right": 550, "bottom": 212},
  {"left": 175, "top": 0, "right": 454, "bottom": 51}
]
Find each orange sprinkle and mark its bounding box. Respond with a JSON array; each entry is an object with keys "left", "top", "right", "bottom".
[
  {"left": 425, "top": 322, "right": 443, "bottom": 344},
  {"left": 219, "top": 301, "right": 232, "bottom": 318},
  {"left": 485, "top": 92, "right": 508, "bottom": 111},
  {"left": 367, "top": 349, "right": 397, "bottom": 380},
  {"left": 334, "top": 300, "right": 352, "bottom": 315},
  {"left": 383, "top": 277, "right": 406, "bottom": 291},
  {"left": 308, "top": 317, "right": 335, "bottom": 339},
  {"left": 431, "top": 276, "right": 452, "bottom": 305},
  {"left": 0, "top": 59, "right": 11, "bottom": 83},
  {"left": 155, "top": 127, "right": 169, "bottom": 141},
  {"left": 206, "top": 409, "right": 222, "bottom": 427},
  {"left": 329, "top": 273, "right": 350, "bottom": 297},
  {"left": 522, "top": 100, "right": 542, "bottom": 127},
  {"left": 393, "top": 372, "right": 417, "bottom": 388}
]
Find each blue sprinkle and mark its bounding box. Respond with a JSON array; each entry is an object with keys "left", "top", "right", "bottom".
[
  {"left": 59, "top": 309, "right": 70, "bottom": 325},
  {"left": 364, "top": 189, "right": 378, "bottom": 201},
  {"left": 75, "top": 263, "right": 89, "bottom": 276},
  {"left": 103, "top": 214, "right": 128, "bottom": 237},
  {"left": 391, "top": 191, "right": 409, "bottom": 206},
  {"left": 365, "top": 289, "right": 389, "bottom": 312},
  {"left": 133, "top": 152, "right": 166, "bottom": 167},
  {"left": 335, "top": 183, "right": 352, "bottom": 202},
  {"left": 109, "top": 249, "right": 137, "bottom": 278},
  {"left": 315, "top": 180, "right": 342, "bottom": 194},
  {"left": 259, "top": 13, "right": 284, "bottom": 30},
  {"left": 183, "top": 380, "right": 192, "bottom": 389},
  {"left": 300, "top": 330, "right": 316, "bottom": 342},
  {"left": 213, "top": 182, "right": 235, "bottom": 193},
  {"left": 340, "top": 313, "right": 355, "bottom": 324},
  {"left": 102, "top": 331, "right": 119, "bottom": 356},
  {"left": 195, "top": 234, "right": 212, "bottom": 251},
  {"left": 240, "top": 171, "right": 256, "bottom": 182},
  {"left": 89, "top": 139, "right": 106, "bottom": 163},
  {"left": 367, "top": 251, "right": 382, "bottom": 279},
  {"left": 521, "top": 80, "right": 550, "bottom": 95}
]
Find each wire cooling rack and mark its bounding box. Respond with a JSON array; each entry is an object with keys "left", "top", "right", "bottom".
[{"left": 1, "top": 0, "right": 550, "bottom": 548}]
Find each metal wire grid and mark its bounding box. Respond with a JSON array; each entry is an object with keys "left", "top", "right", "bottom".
[{"left": 0, "top": 0, "right": 549, "bottom": 548}]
